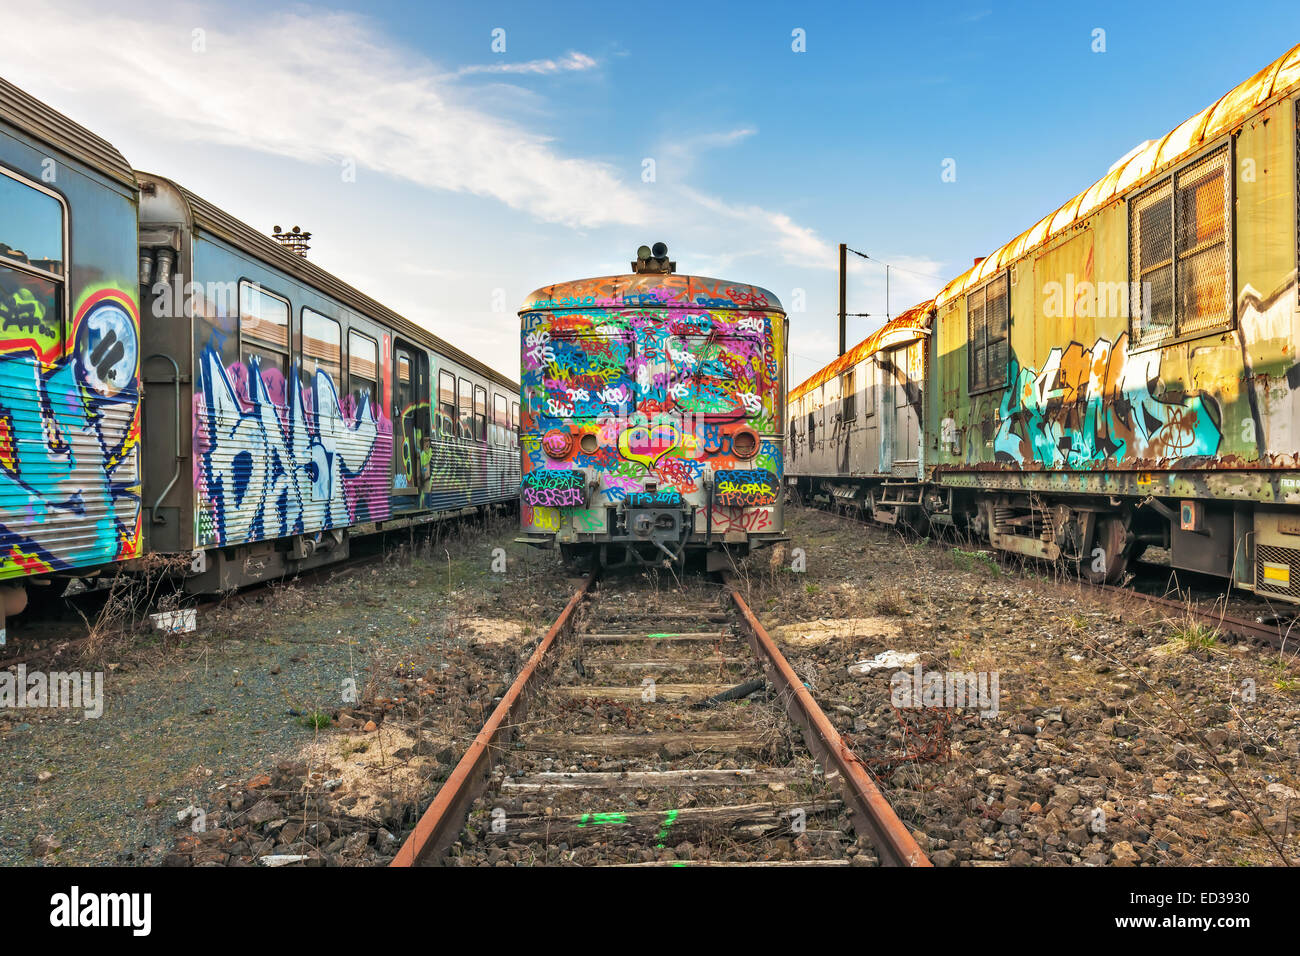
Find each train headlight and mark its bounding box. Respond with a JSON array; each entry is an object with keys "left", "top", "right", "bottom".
[
  {"left": 732, "top": 428, "right": 759, "bottom": 460},
  {"left": 542, "top": 429, "right": 574, "bottom": 460}
]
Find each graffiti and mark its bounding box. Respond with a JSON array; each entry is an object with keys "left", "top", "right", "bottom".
[
  {"left": 626, "top": 489, "right": 682, "bottom": 508},
  {"left": 995, "top": 334, "right": 1222, "bottom": 467},
  {"left": 704, "top": 505, "right": 775, "bottom": 533},
  {"left": 519, "top": 274, "right": 784, "bottom": 539},
  {"left": 520, "top": 469, "right": 585, "bottom": 507},
  {"left": 713, "top": 469, "right": 780, "bottom": 507},
  {"left": 0, "top": 288, "right": 141, "bottom": 578},
  {"left": 196, "top": 347, "right": 389, "bottom": 546}
]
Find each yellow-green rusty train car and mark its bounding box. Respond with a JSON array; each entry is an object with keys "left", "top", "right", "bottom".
[{"left": 928, "top": 43, "right": 1300, "bottom": 593}]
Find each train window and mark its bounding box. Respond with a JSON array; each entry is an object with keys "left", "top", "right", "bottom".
[
  {"left": 841, "top": 369, "right": 856, "bottom": 422},
  {"left": 458, "top": 377, "right": 474, "bottom": 439},
  {"left": 665, "top": 334, "right": 761, "bottom": 416},
  {"left": 474, "top": 385, "right": 488, "bottom": 443},
  {"left": 967, "top": 273, "right": 1008, "bottom": 394},
  {"left": 348, "top": 330, "right": 378, "bottom": 414},
  {"left": 0, "top": 264, "right": 62, "bottom": 355},
  {"left": 301, "top": 308, "right": 341, "bottom": 391},
  {"left": 239, "top": 281, "right": 290, "bottom": 379},
  {"left": 438, "top": 370, "right": 456, "bottom": 437},
  {"left": 493, "top": 393, "right": 508, "bottom": 442},
  {"left": 0, "top": 169, "right": 64, "bottom": 277},
  {"left": 1130, "top": 146, "right": 1230, "bottom": 346},
  {"left": 396, "top": 354, "right": 413, "bottom": 418},
  {"left": 511, "top": 401, "right": 520, "bottom": 433}
]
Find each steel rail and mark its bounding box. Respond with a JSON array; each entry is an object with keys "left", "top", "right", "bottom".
[
  {"left": 391, "top": 572, "right": 596, "bottom": 867},
  {"left": 721, "top": 572, "right": 931, "bottom": 867}
]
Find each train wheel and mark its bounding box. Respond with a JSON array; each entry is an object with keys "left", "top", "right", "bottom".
[{"left": 1083, "top": 516, "right": 1129, "bottom": 585}]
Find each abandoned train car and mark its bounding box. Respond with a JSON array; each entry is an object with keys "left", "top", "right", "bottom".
[
  {"left": 136, "top": 173, "right": 521, "bottom": 592},
  {"left": 517, "top": 244, "right": 787, "bottom": 569},
  {"left": 0, "top": 76, "right": 143, "bottom": 639},
  {"left": 789, "top": 43, "right": 1300, "bottom": 598}
]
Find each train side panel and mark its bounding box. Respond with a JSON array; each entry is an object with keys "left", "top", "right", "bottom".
[{"left": 0, "top": 91, "right": 142, "bottom": 606}]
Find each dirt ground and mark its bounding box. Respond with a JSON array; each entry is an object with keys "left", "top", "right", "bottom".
[
  {"left": 732, "top": 506, "right": 1300, "bottom": 866},
  {"left": 0, "top": 513, "right": 575, "bottom": 866},
  {"left": 6, "top": 504, "right": 1298, "bottom": 867}
]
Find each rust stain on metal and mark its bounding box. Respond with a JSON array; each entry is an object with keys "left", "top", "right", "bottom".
[
  {"left": 390, "top": 573, "right": 596, "bottom": 867},
  {"left": 790, "top": 301, "right": 934, "bottom": 404},
  {"left": 722, "top": 573, "right": 931, "bottom": 867}
]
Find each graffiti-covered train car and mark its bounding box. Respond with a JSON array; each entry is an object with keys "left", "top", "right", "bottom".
[
  {"left": 517, "top": 244, "right": 786, "bottom": 570},
  {"left": 787, "top": 302, "right": 933, "bottom": 525},
  {"left": 0, "top": 78, "right": 142, "bottom": 640},
  {"left": 791, "top": 44, "right": 1300, "bottom": 600},
  {"left": 136, "top": 173, "right": 520, "bottom": 593}
]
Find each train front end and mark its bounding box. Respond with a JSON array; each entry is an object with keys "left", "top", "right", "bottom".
[{"left": 518, "top": 245, "right": 786, "bottom": 569}]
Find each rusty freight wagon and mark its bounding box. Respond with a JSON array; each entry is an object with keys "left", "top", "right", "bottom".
[{"left": 517, "top": 243, "right": 787, "bottom": 570}]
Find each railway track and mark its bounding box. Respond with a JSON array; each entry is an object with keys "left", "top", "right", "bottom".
[{"left": 392, "top": 569, "right": 929, "bottom": 867}]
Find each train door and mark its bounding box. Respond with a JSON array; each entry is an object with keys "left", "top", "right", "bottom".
[
  {"left": 888, "top": 341, "right": 922, "bottom": 474},
  {"left": 393, "top": 341, "right": 430, "bottom": 498}
]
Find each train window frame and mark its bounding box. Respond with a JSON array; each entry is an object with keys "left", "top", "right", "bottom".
[
  {"left": 0, "top": 165, "right": 70, "bottom": 348},
  {"left": 493, "top": 392, "right": 508, "bottom": 443},
  {"left": 300, "top": 307, "right": 342, "bottom": 392},
  {"left": 0, "top": 165, "right": 67, "bottom": 280},
  {"left": 511, "top": 401, "right": 520, "bottom": 435},
  {"left": 841, "top": 368, "right": 856, "bottom": 423},
  {"left": 474, "top": 384, "right": 488, "bottom": 443},
  {"left": 966, "top": 271, "right": 1009, "bottom": 395},
  {"left": 238, "top": 279, "right": 291, "bottom": 381},
  {"left": 1127, "top": 142, "right": 1233, "bottom": 351},
  {"left": 458, "top": 376, "right": 474, "bottom": 440},
  {"left": 347, "top": 329, "right": 379, "bottom": 417},
  {"left": 863, "top": 360, "right": 877, "bottom": 417},
  {"left": 438, "top": 369, "right": 457, "bottom": 437}
]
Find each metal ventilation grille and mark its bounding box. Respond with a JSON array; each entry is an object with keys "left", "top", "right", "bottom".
[
  {"left": 1175, "top": 148, "right": 1231, "bottom": 336},
  {"left": 1256, "top": 544, "right": 1300, "bottom": 599},
  {"left": 1130, "top": 179, "right": 1174, "bottom": 346}
]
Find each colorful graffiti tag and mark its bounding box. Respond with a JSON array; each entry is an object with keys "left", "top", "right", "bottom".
[
  {"left": 0, "top": 286, "right": 142, "bottom": 579},
  {"left": 520, "top": 469, "right": 585, "bottom": 507},
  {"left": 994, "top": 334, "right": 1222, "bottom": 467},
  {"left": 195, "top": 347, "right": 391, "bottom": 546}
]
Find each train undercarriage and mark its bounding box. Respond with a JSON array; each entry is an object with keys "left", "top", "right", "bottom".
[{"left": 789, "top": 471, "right": 1300, "bottom": 603}]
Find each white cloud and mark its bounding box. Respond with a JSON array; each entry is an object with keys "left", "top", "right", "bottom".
[
  {"left": 0, "top": 3, "right": 643, "bottom": 229},
  {"left": 453, "top": 52, "right": 599, "bottom": 76}
]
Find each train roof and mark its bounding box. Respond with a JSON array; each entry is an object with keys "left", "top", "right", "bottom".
[
  {"left": 789, "top": 300, "right": 934, "bottom": 404},
  {"left": 521, "top": 273, "right": 784, "bottom": 314},
  {"left": 0, "top": 76, "right": 135, "bottom": 191},
  {"left": 137, "top": 172, "right": 517, "bottom": 391},
  {"left": 934, "top": 42, "right": 1300, "bottom": 308}
]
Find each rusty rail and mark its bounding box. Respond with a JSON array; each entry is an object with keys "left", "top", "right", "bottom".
[
  {"left": 391, "top": 573, "right": 596, "bottom": 867},
  {"left": 721, "top": 572, "right": 931, "bottom": 867}
]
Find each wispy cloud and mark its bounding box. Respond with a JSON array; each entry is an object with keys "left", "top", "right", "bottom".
[
  {"left": 453, "top": 51, "right": 598, "bottom": 77},
  {"left": 0, "top": 0, "right": 840, "bottom": 275},
  {"left": 0, "top": 3, "right": 643, "bottom": 229}
]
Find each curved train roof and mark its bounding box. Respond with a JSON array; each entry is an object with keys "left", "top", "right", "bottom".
[
  {"left": 0, "top": 76, "right": 135, "bottom": 190},
  {"left": 791, "top": 43, "right": 1300, "bottom": 407},
  {"left": 789, "top": 300, "right": 934, "bottom": 404},
  {"left": 136, "top": 171, "right": 518, "bottom": 392},
  {"left": 935, "top": 42, "right": 1300, "bottom": 307},
  {"left": 521, "top": 273, "right": 784, "bottom": 314}
]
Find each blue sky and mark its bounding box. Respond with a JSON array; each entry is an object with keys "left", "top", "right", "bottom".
[{"left": 4, "top": 0, "right": 1298, "bottom": 383}]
